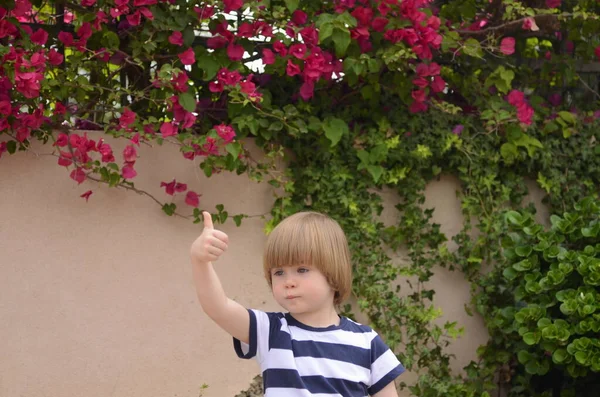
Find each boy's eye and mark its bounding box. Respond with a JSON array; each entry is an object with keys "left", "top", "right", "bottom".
[
  {"left": 273, "top": 270, "right": 284, "bottom": 276},
  {"left": 298, "top": 268, "right": 309, "bottom": 273}
]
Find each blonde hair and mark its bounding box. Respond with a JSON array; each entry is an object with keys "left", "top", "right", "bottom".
[{"left": 263, "top": 211, "right": 353, "bottom": 305}]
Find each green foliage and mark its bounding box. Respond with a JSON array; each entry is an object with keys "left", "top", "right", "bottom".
[{"left": 474, "top": 197, "right": 600, "bottom": 396}]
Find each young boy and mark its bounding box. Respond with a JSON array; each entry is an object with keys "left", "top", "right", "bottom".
[{"left": 190, "top": 211, "right": 404, "bottom": 396}]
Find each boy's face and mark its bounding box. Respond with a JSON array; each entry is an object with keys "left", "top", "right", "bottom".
[{"left": 270, "top": 264, "right": 335, "bottom": 316}]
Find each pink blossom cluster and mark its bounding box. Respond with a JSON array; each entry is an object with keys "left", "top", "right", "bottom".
[{"left": 507, "top": 90, "right": 534, "bottom": 125}]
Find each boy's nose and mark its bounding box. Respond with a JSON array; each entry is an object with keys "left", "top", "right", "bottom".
[{"left": 284, "top": 277, "right": 296, "bottom": 288}]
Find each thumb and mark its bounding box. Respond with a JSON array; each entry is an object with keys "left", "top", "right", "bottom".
[{"left": 202, "top": 211, "right": 214, "bottom": 230}]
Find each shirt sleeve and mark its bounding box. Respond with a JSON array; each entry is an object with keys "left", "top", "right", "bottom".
[
  {"left": 232, "top": 309, "right": 278, "bottom": 364},
  {"left": 367, "top": 334, "right": 405, "bottom": 395}
]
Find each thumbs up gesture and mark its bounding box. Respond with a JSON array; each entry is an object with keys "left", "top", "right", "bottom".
[{"left": 190, "top": 211, "right": 229, "bottom": 265}]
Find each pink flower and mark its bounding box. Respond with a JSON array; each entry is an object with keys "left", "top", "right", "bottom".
[
  {"left": 30, "top": 28, "right": 48, "bottom": 45},
  {"left": 0, "top": 142, "right": 7, "bottom": 158},
  {"left": 122, "top": 163, "right": 137, "bottom": 179},
  {"left": 371, "top": 17, "right": 389, "bottom": 32},
  {"left": 119, "top": 108, "right": 136, "bottom": 127},
  {"left": 209, "top": 80, "right": 224, "bottom": 92},
  {"left": 0, "top": 100, "right": 11, "bottom": 115},
  {"left": 80, "top": 190, "right": 93, "bottom": 201},
  {"left": 546, "top": 0, "right": 560, "bottom": 8},
  {"left": 223, "top": 0, "right": 243, "bottom": 13},
  {"left": 507, "top": 90, "right": 526, "bottom": 107},
  {"left": 58, "top": 31, "right": 73, "bottom": 46},
  {"left": 273, "top": 41, "right": 287, "bottom": 56},
  {"left": 409, "top": 101, "right": 428, "bottom": 113},
  {"left": 227, "top": 42, "right": 244, "bottom": 61},
  {"left": 500, "top": 37, "right": 515, "bottom": 55},
  {"left": 291, "top": 10, "right": 307, "bottom": 25},
  {"left": 47, "top": 48, "right": 64, "bottom": 65},
  {"left": 286, "top": 59, "right": 301, "bottom": 76},
  {"left": 54, "top": 102, "right": 67, "bottom": 115},
  {"left": 14, "top": 71, "right": 42, "bottom": 98},
  {"left": 70, "top": 167, "right": 86, "bottom": 184},
  {"left": 262, "top": 48, "right": 275, "bottom": 65},
  {"left": 123, "top": 145, "right": 137, "bottom": 162},
  {"left": 185, "top": 191, "right": 201, "bottom": 207},
  {"left": 82, "top": 0, "right": 96, "bottom": 5},
  {"left": 161, "top": 179, "right": 187, "bottom": 195},
  {"left": 169, "top": 31, "right": 183, "bottom": 46},
  {"left": 215, "top": 124, "right": 236, "bottom": 143},
  {"left": 595, "top": 45, "right": 600, "bottom": 61},
  {"left": 412, "top": 89, "right": 426, "bottom": 102},
  {"left": 289, "top": 43, "right": 307, "bottom": 59},
  {"left": 160, "top": 121, "right": 178, "bottom": 137},
  {"left": 171, "top": 71, "right": 189, "bottom": 92},
  {"left": 299, "top": 81, "right": 314, "bottom": 101},
  {"left": 430, "top": 75, "right": 446, "bottom": 93},
  {"left": 178, "top": 48, "right": 196, "bottom": 65}
]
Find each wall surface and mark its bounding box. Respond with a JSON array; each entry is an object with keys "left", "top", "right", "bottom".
[{"left": 0, "top": 134, "right": 548, "bottom": 397}]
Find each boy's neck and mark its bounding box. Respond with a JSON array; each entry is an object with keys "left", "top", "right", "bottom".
[{"left": 290, "top": 305, "right": 340, "bottom": 328}]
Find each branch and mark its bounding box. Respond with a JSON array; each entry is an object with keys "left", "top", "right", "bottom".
[
  {"left": 577, "top": 74, "right": 600, "bottom": 100},
  {"left": 456, "top": 13, "right": 570, "bottom": 37}
]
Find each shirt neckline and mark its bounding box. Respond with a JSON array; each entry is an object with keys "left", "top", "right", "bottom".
[{"left": 284, "top": 313, "right": 348, "bottom": 332}]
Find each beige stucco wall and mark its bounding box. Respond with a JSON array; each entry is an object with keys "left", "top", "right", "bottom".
[{"left": 0, "top": 134, "right": 548, "bottom": 397}]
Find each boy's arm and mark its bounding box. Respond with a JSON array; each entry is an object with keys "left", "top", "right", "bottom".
[
  {"left": 191, "top": 212, "right": 250, "bottom": 344},
  {"left": 372, "top": 382, "right": 399, "bottom": 397}
]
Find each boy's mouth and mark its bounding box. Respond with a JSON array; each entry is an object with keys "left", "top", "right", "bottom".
[{"left": 285, "top": 295, "right": 300, "bottom": 300}]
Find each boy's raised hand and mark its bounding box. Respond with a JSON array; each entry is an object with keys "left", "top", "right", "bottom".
[{"left": 190, "top": 211, "right": 229, "bottom": 265}]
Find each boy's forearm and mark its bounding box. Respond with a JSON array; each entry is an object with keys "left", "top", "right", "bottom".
[{"left": 192, "top": 260, "right": 230, "bottom": 320}]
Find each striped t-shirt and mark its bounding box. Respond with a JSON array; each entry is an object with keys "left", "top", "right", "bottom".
[{"left": 233, "top": 309, "right": 405, "bottom": 396}]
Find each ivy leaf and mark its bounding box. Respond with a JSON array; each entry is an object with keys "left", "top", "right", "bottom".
[
  {"left": 322, "top": 117, "right": 348, "bottom": 147},
  {"left": 332, "top": 27, "right": 351, "bottom": 57},
  {"left": 366, "top": 165, "right": 384, "bottom": 183},
  {"left": 284, "top": 0, "right": 299, "bottom": 12},
  {"left": 178, "top": 92, "right": 196, "bottom": 112},
  {"left": 162, "top": 203, "right": 176, "bottom": 216},
  {"left": 233, "top": 214, "right": 244, "bottom": 227},
  {"left": 500, "top": 142, "right": 518, "bottom": 164}
]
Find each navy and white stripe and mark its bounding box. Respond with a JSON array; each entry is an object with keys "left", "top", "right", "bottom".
[{"left": 233, "top": 309, "right": 405, "bottom": 396}]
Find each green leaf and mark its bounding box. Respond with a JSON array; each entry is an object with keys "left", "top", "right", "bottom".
[
  {"left": 183, "top": 27, "right": 196, "bottom": 47},
  {"left": 225, "top": 142, "right": 242, "bottom": 158},
  {"left": 501, "top": 142, "right": 518, "bottom": 164},
  {"left": 503, "top": 267, "right": 518, "bottom": 280},
  {"left": 6, "top": 140, "right": 17, "bottom": 154},
  {"left": 558, "top": 111, "right": 576, "bottom": 125},
  {"left": 332, "top": 27, "right": 351, "bottom": 57},
  {"left": 523, "top": 332, "right": 539, "bottom": 345},
  {"left": 366, "top": 165, "right": 384, "bottom": 183},
  {"left": 319, "top": 23, "right": 334, "bottom": 43},
  {"left": 233, "top": 214, "right": 244, "bottom": 227},
  {"left": 102, "top": 31, "right": 120, "bottom": 49},
  {"left": 284, "top": 0, "right": 299, "bottom": 12},
  {"left": 463, "top": 38, "right": 483, "bottom": 57},
  {"left": 162, "top": 203, "right": 176, "bottom": 216},
  {"left": 505, "top": 210, "right": 523, "bottom": 226},
  {"left": 322, "top": 117, "right": 348, "bottom": 147},
  {"left": 196, "top": 53, "right": 219, "bottom": 81},
  {"left": 178, "top": 92, "right": 196, "bottom": 112}
]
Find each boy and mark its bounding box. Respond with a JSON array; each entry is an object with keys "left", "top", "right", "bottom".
[{"left": 191, "top": 211, "right": 404, "bottom": 396}]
